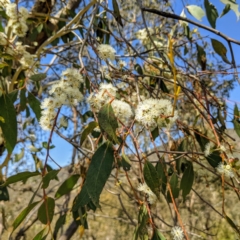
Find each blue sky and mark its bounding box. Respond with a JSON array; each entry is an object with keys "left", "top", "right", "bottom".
[{"left": 48, "top": 1, "right": 240, "bottom": 168}]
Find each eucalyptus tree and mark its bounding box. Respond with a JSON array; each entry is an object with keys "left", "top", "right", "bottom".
[{"left": 0, "top": 0, "right": 240, "bottom": 239}]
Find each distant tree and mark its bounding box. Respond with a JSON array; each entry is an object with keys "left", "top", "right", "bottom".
[{"left": 0, "top": 0, "right": 240, "bottom": 239}]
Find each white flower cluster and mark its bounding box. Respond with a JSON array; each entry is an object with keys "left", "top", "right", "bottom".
[
  {"left": 15, "top": 42, "right": 37, "bottom": 71},
  {"left": 135, "top": 98, "right": 174, "bottom": 127},
  {"left": 171, "top": 226, "right": 184, "bottom": 240},
  {"left": 40, "top": 68, "right": 84, "bottom": 131},
  {"left": 5, "top": 3, "right": 29, "bottom": 37},
  {"left": 137, "top": 182, "right": 157, "bottom": 204},
  {"left": 216, "top": 162, "right": 234, "bottom": 178},
  {"left": 97, "top": 44, "right": 116, "bottom": 61},
  {"left": 204, "top": 142, "right": 215, "bottom": 157},
  {"left": 87, "top": 83, "right": 133, "bottom": 125},
  {"left": 136, "top": 28, "right": 154, "bottom": 45}
]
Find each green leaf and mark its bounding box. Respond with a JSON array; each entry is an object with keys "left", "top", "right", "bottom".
[
  {"left": 180, "top": 161, "right": 194, "bottom": 201},
  {"left": 0, "top": 183, "right": 9, "bottom": 201},
  {"left": 73, "top": 141, "right": 114, "bottom": 210},
  {"left": 98, "top": 103, "right": 119, "bottom": 144},
  {"left": 32, "top": 228, "right": 46, "bottom": 240},
  {"left": 0, "top": 62, "right": 9, "bottom": 68},
  {"left": 156, "top": 161, "right": 167, "bottom": 194},
  {"left": 0, "top": 21, "right": 4, "bottom": 32},
  {"left": 55, "top": 174, "right": 80, "bottom": 199},
  {"left": 121, "top": 152, "right": 131, "bottom": 171},
  {"left": 225, "top": 214, "right": 240, "bottom": 235},
  {"left": 151, "top": 127, "right": 159, "bottom": 140},
  {"left": 28, "top": 92, "right": 41, "bottom": 121},
  {"left": 38, "top": 197, "right": 55, "bottom": 224},
  {"left": 196, "top": 43, "right": 207, "bottom": 70},
  {"left": 206, "top": 150, "right": 222, "bottom": 168},
  {"left": 204, "top": 0, "right": 218, "bottom": 28},
  {"left": 8, "top": 90, "right": 18, "bottom": 103},
  {"left": 233, "top": 106, "right": 240, "bottom": 138},
  {"left": 42, "top": 141, "right": 55, "bottom": 149},
  {"left": 167, "top": 173, "right": 179, "bottom": 202},
  {"left": 152, "top": 229, "right": 166, "bottom": 240},
  {"left": 134, "top": 64, "right": 143, "bottom": 75},
  {"left": 186, "top": 5, "right": 206, "bottom": 21},
  {"left": 42, "top": 169, "right": 60, "bottom": 189},
  {"left": 20, "top": 88, "right": 27, "bottom": 112},
  {"left": 194, "top": 130, "right": 208, "bottom": 152},
  {"left": 133, "top": 205, "right": 149, "bottom": 240},
  {"left": 53, "top": 214, "right": 66, "bottom": 238},
  {"left": 80, "top": 121, "right": 98, "bottom": 146},
  {"left": 144, "top": 160, "right": 160, "bottom": 197},
  {"left": 112, "top": 0, "right": 123, "bottom": 27},
  {"left": 220, "top": 0, "right": 240, "bottom": 20},
  {"left": 0, "top": 94, "right": 17, "bottom": 153},
  {"left": 72, "top": 206, "right": 88, "bottom": 228},
  {"left": 12, "top": 201, "right": 40, "bottom": 232},
  {"left": 211, "top": 38, "right": 230, "bottom": 64},
  {"left": 220, "top": 3, "right": 231, "bottom": 17},
  {"left": 3, "top": 171, "right": 40, "bottom": 186},
  {"left": 29, "top": 73, "right": 47, "bottom": 82}
]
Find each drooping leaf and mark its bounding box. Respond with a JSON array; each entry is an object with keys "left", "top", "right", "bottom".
[
  {"left": 98, "top": 103, "right": 119, "bottom": 144},
  {"left": 233, "top": 104, "right": 240, "bottom": 138},
  {"left": 72, "top": 206, "right": 88, "bottom": 228},
  {"left": 29, "top": 73, "right": 47, "bottom": 82},
  {"left": 80, "top": 121, "right": 98, "bottom": 146},
  {"left": 12, "top": 201, "right": 40, "bottom": 232},
  {"left": 206, "top": 150, "right": 222, "bottom": 168},
  {"left": 38, "top": 197, "right": 55, "bottom": 224},
  {"left": 112, "top": 0, "right": 123, "bottom": 27},
  {"left": 211, "top": 38, "right": 230, "bottom": 64},
  {"left": 204, "top": 0, "right": 218, "bottom": 28},
  {"left": 133, "top": 205, "right": 149, "bottom": 240},
  {"left": 220, "top": 3, "right": 231, "bottom": 18},
  {"left": 151, "top": 127, "right": 159, "bottom": 140},
  {"left": 73, "top": 141, "right": 114, "bottom": 210},
  {"left": 20, "top": 89, "right": 27, "bottom": 111},
  {"left": 28, "top": 92, "right": 41, "bottom": 121},
  {"left": 3, "top": 171, "right": 40, "bottom": 186},
  {"left": 167, "top": 173, "right": 179, "bottom": 202},
  {"left": 196, "top": 43, "right": 207, "bottom": 70},
  {"left": 121, "top": 152, "right": 131, "bottom": 171},
  {"left": 159, "top": 79, "right": 169, "bottom": 93},
  {"left": 8, "top": 90, "right": 18, "bottom": 103},
  {"left": 225, "top": 214, "right": 240, "bottom": 235},
  {"left": 220, "top": 0, "right": 240, "bottom": 20},
  {"left": 55, "top": 174, "right": 80, "bottom": 199},
  {"left": 152, "top": 229, "right": 166, "bottom": 240},
  {"left": 53, "top": 214, "right": 66, "bottom": 238},
  {"left": 186, "top": 5, "right": 206, "bottom": 21},
  {"left": 156, "top": 161, "right": 167, "bottom": 194},
  {"left": 0, "top": 94, "right": 17, "bottom": 153},
  {"left": 32, "top": 228, "right": 46, "bottom": 240},
  {"left": 42, "top": 169, "right": 60, "bottom": 189},
  {"left": 180, "top": 161, "right": 194, "bottom": 201},
  {"left": 144, "top": 160, "right": 160, "bottom": 197}
]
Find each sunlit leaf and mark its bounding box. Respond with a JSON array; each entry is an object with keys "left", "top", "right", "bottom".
[
  {"left": 29, "top": 73, "right": 47, "bottom": 82},
  {"left": 211, "top": 38, "right": 230, "bottom": 64},
  {"left": 220, "top": 0, "right": 240, "bottom": 20},
  {"left": 32, "top": 228, "right": 46, "bottom": 240},
  {"left": 186, "top": 5, "right": 206, "bottom": 21}
]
